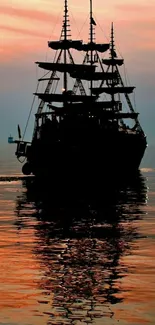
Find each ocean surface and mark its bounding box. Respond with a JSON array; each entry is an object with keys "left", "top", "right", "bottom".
[{"left": 0, "top": 145, "right": 155, "bottom": 325}]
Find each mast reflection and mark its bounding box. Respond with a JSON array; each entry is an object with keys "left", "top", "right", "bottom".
[{"left": 15, "top": 172, "right": 147, "bottom": 324}]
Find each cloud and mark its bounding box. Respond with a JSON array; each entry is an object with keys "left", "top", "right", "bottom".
[
  {"left": 0, "top": 24, "right": 49, "bottom": 38},
  {"left": 115, "top": 3, "right": 155, "bottom": 14},
  {"left": 114, "top": 18, "right": 155, "bottom": 50},
  {"left": 0, "top": 35, "right": 48, "bottom": 63},
  {"left": 0, "top": 5, "right": 56, "bottom": 24}
]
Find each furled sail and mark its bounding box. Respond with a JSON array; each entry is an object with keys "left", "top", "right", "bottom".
[
  {"left": 116, "top": 112, "right": 139, "bottom": 119},
  {"left": 70, "top": 71, "right": 118, "bottom": 81},
  {"left": 102, "top": 58, "right": 124, "bottom": 66},
  {"left": 91, "top": 86, "right": 135, "bottom": 95},
  {"left": 36, "top": 108, "right": 138, "bottom": 119},
  {"left": 48, "top": 40, "right": 83, "bottom": 50},
  {"left": 36, "top": 62, "right": 96, "bottom": 73},
  {"left": 78, "top": 42, "right": 110, "bottom": 53},
  {"left": 48, "top": 101, "right": 120, "bottom": 112},
  {"left": 34, "top": 92, "right": 98, "bottom": 103}
]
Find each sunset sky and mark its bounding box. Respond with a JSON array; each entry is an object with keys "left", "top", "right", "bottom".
[{"left": 0, "top": 0, "right": 155, "bottom": 146}]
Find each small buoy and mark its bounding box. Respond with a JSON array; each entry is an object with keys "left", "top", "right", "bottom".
[{"left": 22, "top": 162, "right": 31, "bottom": 175}]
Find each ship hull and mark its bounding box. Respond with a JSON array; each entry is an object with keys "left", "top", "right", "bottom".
[{"left": 23, "top": 130, "right": 147, "bottom": 180}]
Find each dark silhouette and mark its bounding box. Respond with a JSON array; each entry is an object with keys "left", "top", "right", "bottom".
[{"left": 13, "top": 0, "right": 147, "bottom": 178}]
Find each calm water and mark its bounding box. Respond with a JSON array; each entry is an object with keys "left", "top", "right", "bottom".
[{"left": 0, "top": 148, "right": 155, "bottom": 325}]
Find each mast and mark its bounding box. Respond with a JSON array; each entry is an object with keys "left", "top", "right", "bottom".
[
  {"left": 111, "top": 22, "right": 115, "bottom": 110},
  {"left": 63, "top": 0, "right": 68, "bottom": 92},
  {"left": 90, "top": 0, "right": 94, "bottom": 95}
]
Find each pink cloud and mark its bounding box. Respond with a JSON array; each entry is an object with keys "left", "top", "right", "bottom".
[
  {"left": 0, "top": 24, "right": 49, "bottom": 38},
  {"left": 115, "top": 3, "right": 155, "bottom": 14},
  {"left": 114, "top": 19, "right": 155, "bottom": 50},
  {"left": 0, "top": 36, "right": 48, "bottom": 62},
  {"left": 0, "top": 1, "right": 155, "bottom": 65},
  {"left": 0, "top": 5, "right": 56, "bottom": 23}
]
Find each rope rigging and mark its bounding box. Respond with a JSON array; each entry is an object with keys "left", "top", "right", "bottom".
[{"left": 22, "top": 81, "right": 39, "bottom": 141}]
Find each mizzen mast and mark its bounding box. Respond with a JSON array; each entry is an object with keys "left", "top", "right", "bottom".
[
  {"left": 110, "top": 22, "right": 117, "bottom": 110},
  {"left": 63, "top": 0, "right": 70, "bottom": 91},
  {"left": 90, "top": 0, "right": 95, "bottom": 95}
]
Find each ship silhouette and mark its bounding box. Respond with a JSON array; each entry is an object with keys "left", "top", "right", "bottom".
[{"left": 14, "top": 0, "right": 147, "bottom": 179}]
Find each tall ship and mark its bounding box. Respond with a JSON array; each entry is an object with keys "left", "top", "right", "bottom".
[{"left": 13, "top": 0, "right": 147, "bottom": 178}]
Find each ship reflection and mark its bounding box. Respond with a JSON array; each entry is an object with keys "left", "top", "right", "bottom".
[{"left": 15, "top": 172, "right": 147, "bottom": 323}]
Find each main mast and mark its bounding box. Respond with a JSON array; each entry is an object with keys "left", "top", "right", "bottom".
[
  {"left": 63, "top": 0, "right": 68, "bottom": 92},
  {"left": 90, "top": 0, "right": 94, "bottom": 95},
  {"left": 111, "top": 22, "right": 115, "bottom": 109}
]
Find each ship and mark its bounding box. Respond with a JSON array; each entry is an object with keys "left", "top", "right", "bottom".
[{"left": 13, "top": 0, "right": 147, "bottom": 179}]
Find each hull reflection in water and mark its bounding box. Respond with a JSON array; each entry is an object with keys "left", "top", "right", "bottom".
[{"left": 15, "top": 172, "right": 147, "bottom": 324}]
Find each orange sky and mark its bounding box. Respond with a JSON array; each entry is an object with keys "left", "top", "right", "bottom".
[
  {"left": 0, "top": 0, "right": 155, "bottom": 63},
  {"left": 0, "top": 0, "right": 155, "bottom": 145}
]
